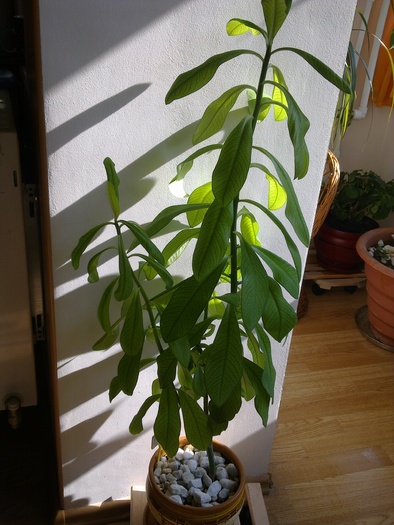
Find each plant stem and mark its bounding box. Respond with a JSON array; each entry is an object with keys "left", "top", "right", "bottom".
[
  {"left": 252, "top": 43, "right": 272, "bottom": 131},
  {"left": 207, "top": 442, "right": 215, "bottom": 479}
]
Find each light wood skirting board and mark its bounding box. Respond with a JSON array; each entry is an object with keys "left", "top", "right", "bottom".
[{"left": 54, "top": 500, "right": 130, "bottom": 525}]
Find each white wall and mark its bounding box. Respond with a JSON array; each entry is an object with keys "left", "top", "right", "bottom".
[{"left": 38, "top": 0, "right": 356, "bottom": 508}]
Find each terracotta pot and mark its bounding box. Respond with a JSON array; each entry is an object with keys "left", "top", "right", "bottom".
[
  {"left": 314, "top": 223, "right": 365, "bottom": 273},
  {"left": 144, "top": 438, "right": 246, "bottom": 525},
  {"left": 356, "top": 227, "right": 394, "bottom": 347}
]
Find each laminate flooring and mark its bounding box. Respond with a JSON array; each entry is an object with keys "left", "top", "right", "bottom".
[{"left": 264, "top": 283, "right": 394, "bottom": 525}]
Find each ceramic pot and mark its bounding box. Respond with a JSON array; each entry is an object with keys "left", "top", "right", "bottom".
[
  {"left": 144, "top": 438, "right": 246, "bottom": 525},
  {"left": 314, "top": 223, "right": 364, "bottom": 273},
  {"left": 356, "top": 227, "right": 394, "bottom": 347}
]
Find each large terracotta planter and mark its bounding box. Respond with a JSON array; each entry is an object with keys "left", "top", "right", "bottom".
[
  {"left": 356, "top": 227, "right": 394, "bottom": 347},
  {"left": 144, "top": 439, "right": 246, "bottom": 525}
]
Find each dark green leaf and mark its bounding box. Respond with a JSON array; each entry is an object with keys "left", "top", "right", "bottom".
[
  {"left": 252, "top": 245, "right": 299, "bottom": 298},
  {"left": 239, "top": 235, "right": 270, "bottom": 331},
  {"left": 97, "top": 277, "right": 119, "bottom": 333},
  {"left": 71, "top": 223, "right": 112, "bottom": 270},
  {"left": 118, "top": 352, "right": 143, "bottom": 396},
  {"left": 161, "top": 260, "right": 225, "bottom": 343},
  {"left": 92, "top": 328, "right": 119, "bottom": 350},
  {"left": 212, "top": 115, "right": 254, "bottom": 207},
  {"left": 109, "top": 375, "right": 122, "bottom": 402},
  {"left": 153, "top": 385, "right": 181, "bottom": 458},
  {"left": 192, "top": 200, "right": 233, "bottom": 281},
  {"left": 165, "top": 50, "right": 263, "bottom": 104},
  {"left": 120, "top": 290, "right": 145, "bottom": 356},
  {"left": 121, "top": 220, "right": 164, "bottom": 265},
  {"left": 103, "top": 157, "right": 120, "bottom": 219},
  {"left": 208, "top": 384, "right": 242, "bottom": 423},
  {"left": 243, "top": 358, "right": 270, "bottom": 426},
  {"left": 169, "top": 337, "right": 191, "bottom": 368},
  {"left": 129, "top": 394, "right": 160, "bottom": 435},
  {"left": 193, "top": 365, "right": 206, "bottom": 397},
  {"left": 205, "top": 305, "right": 243, "bottom": 407},
  {"left": 114, "top": 236, "right": 134, "bottom": 301},
  {"left": 157, "top": 350, "right": 177, "bottom": 388},
  {"left": 87, "top": 247, "right": 116, "bottom": 284},
  {"left": 261, "top": 277, "right": 297, "bottom": 341},
  {"left": 178, "top": 390, "right": 212, "bottom": 450},
  {"left": 255, "top": 324, "right": 276, "bottom": 399},
  {"left": 263, "top": 0, "right": 292, "bottom": 44},
  {"left": 138, "top": 254, "right": 174, "bottom": 289}
]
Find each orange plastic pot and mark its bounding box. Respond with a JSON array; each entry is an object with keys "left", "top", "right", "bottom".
[
  {"left": 356, "top": 227, "right": 394, "bottom": 347},
  {"left": 144, "top": 438, "right": 246, "bottom": 525}
]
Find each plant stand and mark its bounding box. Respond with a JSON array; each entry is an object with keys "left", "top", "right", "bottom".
[{"left": 130, "top": 479, "right": 270, "bottom": 525}]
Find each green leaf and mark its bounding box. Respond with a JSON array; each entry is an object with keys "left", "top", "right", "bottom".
[
  {"left": 243, "top": 358, "right": 270, "bottom": 426},
  {"left": 87, "top": 247, "right": 116, "bottom": 283},
  {"left": 103, "top": 157, "right": 120, "bottom": 220},
  {"left": 118, "top": 352, "right": 143, "bottom": 396},
  {"left": 271, "top": 66, "right": 288, "bottom": 121},
  {"left": 239, "top": 235, "right": 270, "bottom": 331},
  {"left": 266, "top": 173, "right": 287, "bottom": 210},
  {"left": 114, "top": 236, "right": 134, "bottom": 301},
  {"left": 208, "top": 384, "right": 242, "bottom": 424},
  {"left": 161, "top": 260, "right": 225, "bottom": 343},
  {"left": 169, "top": 337, "right": 191, "bottom": 368},
  {"left": 97, "top": 277, "right": 119, "bottom": 333},
  {"left": 154, "top": 385, "right": 181, "bottom": 458},
  {"left": 262, "top": 0, "right": 292, "bottom": 44},
  {"left": 71, "top": 223, "right": 112, "bottom": 270},
  {"left": 264, "top": 82, "right": 310, "bottom": 180},
  {"left": 165, "top": 50, "right": 263, "bottom": 104},
  {"left": 121, "top": 220, "right": 164, "bottom": 265},
  {"left": 187, "top": 182, "right": 214, "bottom": 227},
  {"left": 255, "top": 324, "right": 276, "bottom": 400},
  {"left": 178, "top": 389, "right": 212, "bottom": 451},
  {"left": 129, "top": 395, "right": 160, "bottom": 435},
  {"left": 242, "top": 198, "right": 302, "bottom": 279},
  {"left": 247, "top": 90, "right": 272, "bottom": 121},
  {"left": 109, "top": 375, "right": 122, "bottom": 402},
  {"left": 246, "top": 330, "right": 266, "bottom": 369},
  {"left": 138, "top": 254, "right": 174, "bottom": 289},
  {"left": 92, "top": 328, "right": 119, "bottom": 351},
  {"left": 120, "top": 290, "right": 145, "bottom": 356},
  {"left": 252, "top": 245, "right": 299, "bottom": 298},
  {"left": 212, "top": 115, "right": 254, "bottom": 207},
  {"left": 157, "top": 349, "right": 177, "bottom": 388},
  {"left": 252, "top": 148, "right": 310, "bottom": 246},
  {"left": 226, "top": 18, "right": 266, "bottom": 38},
  {"left": 163, "top": 229, "right": 200, "bottom": 267},
  {"left": 240, "top": 209, "right": 261, "bottom": 246},
  {"left": 205, "top": 305, "right": 243, "bottom": 407},
  {"left": 261, "top": 277, "right": 297, "bottom": 341},
  {"left": 192, "top": 200, "right": 233, "bottom": 281},
  {"left": 193, "top": 365, "right": 206, "bottom": 397},
  {"left": 274, "top": 47, "right": 352, "bottom": 94},
  {"left": 193, "top": 85, "right": 252, "bottom": 144},
  {"left": 178, "top": 364, "right": 194, "bottom": 390}
]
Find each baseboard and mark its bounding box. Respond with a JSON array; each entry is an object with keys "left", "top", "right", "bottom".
[{"left": 54, "top": 499, "right": 130, "bottom": 525}]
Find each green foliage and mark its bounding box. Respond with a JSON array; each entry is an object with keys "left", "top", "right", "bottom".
[{"left": 72, "top": 0, "right": 351, "bottom": 456}]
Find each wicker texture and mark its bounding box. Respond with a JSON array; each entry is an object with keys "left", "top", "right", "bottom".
[{"left": 297, "top": 150, "right": 340, "bottom": 319}]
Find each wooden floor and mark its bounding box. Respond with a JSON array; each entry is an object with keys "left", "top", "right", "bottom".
[{"left": 264, "top": 283, "right": 394, "bottom": 525}]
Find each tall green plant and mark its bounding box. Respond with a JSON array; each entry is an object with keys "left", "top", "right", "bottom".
[{"left": 72, "top": 0, "right": 350, "bottom": 462}]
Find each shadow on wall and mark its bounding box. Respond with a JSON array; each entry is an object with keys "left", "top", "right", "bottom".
[{"left": 40, "top": 0, "right": 193, "bottom": 91}]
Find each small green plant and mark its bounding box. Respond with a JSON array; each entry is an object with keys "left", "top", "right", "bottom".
[
  {"left": 328, "top": 170, "right": 394, "bottom": 227},
  {"left": 72, "top": 0, "right": 350, "bottom": 471}
]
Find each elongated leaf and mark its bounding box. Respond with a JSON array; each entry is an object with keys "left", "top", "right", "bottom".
[
  {"left": 163, "top": 229, "right": 199, "bottom": 267},
  {"left": 161, "top": 260, "right": 225, "bottom": 343},
  {"left": 193, "top": 365, "right": 206, "bottom": 397},
  {"left": 187, "top": 182, "right": 214, "bottom": 227},
  {"left": 120, "top": 290, "right": 145, "bottom": 356},
  {"left": 274, "top": 47, "right": 352, "bottom": 94},
  {"left": 87, "top": 247, "right": 116, "bottom": 283},
  {"left": 205, "top": 305, "right": 243, "bottom": 407},
  {"left": 178, "top": 364, "right": 194, "bottom": 390},
  {"left": 129, "top": 395, "right": 160, "bottom": 435},
  {"left": 212, "top": 115, "right": 253, "bottom": 207},
  {"left": 255, "top": 324, "right": 276, "bottom": 400},
  {"left": 109, "top": 375, "right": 122, "bottom": 402},
  {"left": 169, "top": 337, "right": 191, "bottom": 368},
  {"left": 103, "top": 157, "right": 120, "bottom": 219},
  {"left": 193, "top": 85, "right": 252, "bottom": 144},
  {"left": 226, "top": 18, "right": 266, "bottom": 38},
  {"left": 118, "top": 352, "right": 143, "bottom": 396},
  {"left": 97, "top": 277, "right": 118, "bottom": 333},
  {"left": 263, "top": 0, "right": 292, "bottom": 44},
  {"left": 157, "top": 349, "right": 177, "bottom": 388},
  {"left": 264, "top": 81, "right": 310, "bottom": 179},
  {"left": 243, "top": 199, "right": 302, "bottom": 279},
  {"left": 129, "top": 204, "right": 210, "bottom": 250},
  {"left": 170, "top": 145, "right": 222, "bottom": 198},
  {"left": 138, "top": 254, "right": 174, "bottom": 289},
  {"left": 114, "top": 236, "right": 134, "bottom": 301},
  {"left": 266, "top": 173, "right": 287, "bottom": 210},
  {"left": 246, "top": 330, "right": 266, "bottom": 368},
  {"left": 92, "top": 327, "right": 119, "bottom": 350},
  {"left": 208, "top": 384, "right": 242, "bottom": 424},
  {"left": 247, "top": 90, "right": 272, "bottom": 121},
  {"left": 252, "top": 148, "right": 310, "bottom": 246},
  {"left": 271, "top": 66, "right": 288, "bottom": 121},
  {"left": 239, "top": 235, "right": 270, "bottom": 331},
  {"left": 121, "top": 220, "right": 164, "bottom": 265},
  {"left": 192, "top": 200, "right": 233, "bottom": 281},
  {"left": 261, "top": 277, "right": 297, "bottom": 341},
  {"left": 243, "top": 358, "right": 270, "bottom": 426},
  {"left": 71, "top": 222, "right": 112, "bottom": 270},
  {"left": 178, "top": 390, "right": 212, "bottom": 450},
  {"left": 239, "top": 208, "right": 261, "bottom": 246},
  {"left": 252, "top": 245, "right": 299, "bottom": 298},
  {"left": 153, "top": 385, "right": 181, "bottom": 458},
  {"left": 165, "top": 50, "right": 263, "bottom": 104}
]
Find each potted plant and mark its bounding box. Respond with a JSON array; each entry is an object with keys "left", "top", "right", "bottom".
[
  {"left": 71, "top": 0, "right": 350, "bottom": 522},
  {"left": 356, "top": 227, "right": 394, "bottom": 348},
  {"left": 314, "top": 170, "right": 394, "bottom": 273}
]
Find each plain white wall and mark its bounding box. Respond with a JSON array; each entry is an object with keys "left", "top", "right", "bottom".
[{"left": 38, "top": 0, "right": 356, "bottom": 508}]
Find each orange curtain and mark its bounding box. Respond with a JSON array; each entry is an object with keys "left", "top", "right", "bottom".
[{"left": 372, "top": 7, "right": 394, "bottom": 107}]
